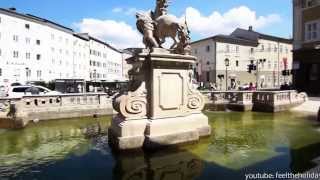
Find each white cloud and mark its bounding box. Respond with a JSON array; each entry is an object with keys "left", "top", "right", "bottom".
[
  {"left": 75, "top": 18, "right": 143, "bottom": 49},
  {"left": 185, "top": 6, "right": 282, "bottom": 37},
  {"left": 74, "top": 5, "right": 281, "bottom": 49},
  {"left": 112, "top": 7, "right": 141, "bottom": 16}
]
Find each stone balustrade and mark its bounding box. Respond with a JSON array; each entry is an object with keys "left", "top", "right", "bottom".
[
  {"left": 252, "top": 90, "right": 307, "bottom": 112},
  {"left": 202, "top": 90, "right": 307, "bottom": 112},
  {"left": 0, "top": 93, "right": 113, "bottom": 128}
]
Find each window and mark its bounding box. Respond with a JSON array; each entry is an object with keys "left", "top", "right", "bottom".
[
  {"left": 206, "top": 61, "right": 210, "bottom": 65},
  {"left": 0, "top": 17, "right": 2, "bottom": 23},
  {"left": 25, "top": 24, "right": 30, "bottom": 29},
  {"left": 13, "top": 51, "right": 19, "bottom": 58},
  {"left": 194, "top": 49, "right": 198, "bottom": 54},
  {"left": 12, "top": 87, "right": 28, "bottom": 93},
  {"left": 206, "top": 45, "right": 210, "bottom": 52},
  {"left": 36, "top": 40, "right": 41, "bottom": 45},
  {"left": 274, "top": 45, "right": 278, "bottom": 52},
  {"left": 305, "top": 21, "right": 319, "bottom": 41},
  {"left": 236, "top": 60, "right": 239, "bottom": 67},
  {"left": 37, "top": 70, "right": 42, "bottom": 78},
  {"left": 25, "top": 38, "right": 30, "bottom": 44},
  {"left": 305, "top": 0, "right": 320, "bottom": 8},
  {"left": 280, "top": 45, "right": 283, "bottom": 53},
  {"left": 51, "top": 34, "right": 55, "bottom": 40},
  {"left": 250, "top": 48, "right": 254, "bottom": 54},
  {"left": 236, "top": 46, "right": 239, "bottom": 53},
  {"left": 310, "top": 64, "right": 319, "bottom": 80},
  {"left": 26, "top": 52, "right": 30, "bottom": 59},
  {"left": 13, "top": 35, "right": 18, "bottom": 42},
  {"left": 206, "top": 71, "right": 210, "bottom": 82},
  {"left": 226, "top": 45, "right": 230, "bottom": 53},
  {"left": 0, "top": 68, "right": 2, "bottom": 76},
  {"left": 261, "top": 44, "right": 264, "bottom": 51},
  {"left": 268, "top": 44, "right": 271, "bottom": 52},
  {"left": 0, "top": 49, "right": 2, "bottom": 56},
  {"left": 36, "top": 54, "right": 41, "bottom": 60}
]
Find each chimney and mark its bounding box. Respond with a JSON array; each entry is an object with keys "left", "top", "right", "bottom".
[
  {"left": 249, "top": 26, "right": 253, "bottom": 31},
  {"left": 8, "top": 7, "right": 16, "bottom": 11}
]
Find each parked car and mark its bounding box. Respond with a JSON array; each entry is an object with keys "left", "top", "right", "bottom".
[{"left": 6, "top": 85, "right": 61, "bottom": 98}]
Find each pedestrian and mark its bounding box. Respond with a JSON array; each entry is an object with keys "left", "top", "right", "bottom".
[{"left": 248, "top": 82, "right": 253, "bottom": 91}]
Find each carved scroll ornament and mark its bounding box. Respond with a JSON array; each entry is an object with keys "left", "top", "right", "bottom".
[{"left": 113, "top": 82, "right": 147, "bottom": 119}]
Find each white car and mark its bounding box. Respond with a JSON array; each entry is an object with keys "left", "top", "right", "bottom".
[{"left": 6, "top": 85, "right": 61, "bottom": 98}]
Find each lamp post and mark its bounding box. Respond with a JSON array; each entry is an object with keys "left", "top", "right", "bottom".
[
  {"left": 256, "top": 59, "right": 266, "bottom": 90},
  {"left": 224, "top": 58, "right": 230, "bottom": 91},
  {"left": 93, "top": 69, "right": 97, "bottom": 92},
  {"left": 25, "top": 67, "right": 29, "bottom": 84}
]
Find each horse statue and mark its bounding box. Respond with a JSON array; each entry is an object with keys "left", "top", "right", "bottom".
[
  {"left": 136, "top": 12, "right": 159, "bottom": 48},
  {"left": 135, "top": 0, "right": 191, "bottom": 55}
]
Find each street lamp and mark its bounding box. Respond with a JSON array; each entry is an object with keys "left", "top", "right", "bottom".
[
  {"left": 225, "top": 58, "right": 230, "bottom": 91},
  {"left": 93, "top": 69, "right": 97, "bottom": 92},
  {"left": 256, "top": 59, "right": 266, "bottom": 90},
  {"left": 247, "top": 59, "right": 266, "bottom": 90},
  {"left": 25, "top": 67, "right": 29, "bottom": 84}
]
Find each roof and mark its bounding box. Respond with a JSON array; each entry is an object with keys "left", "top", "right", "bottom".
[
  {"left": 0, "top": 8, "right": 74, "bottom": 34},
  {"left": 191, "top": 34, "right": 258, "bottom": 47},
  {"left": 89, "top": 36, "right": 122, "bottom": 53},
  {"left": 191, "top": 27, "right": 292, "bottom": 46},
  {"left": 214, "top": 35, "right": 259, "bottom": 46},
  {"left": 231, "top": 28, "right": 292, "bottom": 44},
  {"left": 74, "top": 33, "right": 90, "bottom": 41}
]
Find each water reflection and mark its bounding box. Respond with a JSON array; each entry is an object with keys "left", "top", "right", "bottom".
[
  {"left": 0, "top": 112, "right": 320, "bottom": 179},
  {"left": 188, "top": 112, "right": 320, "bottom": 171},
  {"left": 0, "top": 117, "right": 111, "bottom": 178},
  {"left": 113, "top": 149, "right": 203, "bottom": 180}
]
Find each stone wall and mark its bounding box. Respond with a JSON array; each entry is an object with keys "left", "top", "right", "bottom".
[{"left": 0, "top": 93, "right": 113, "bottom": 128}]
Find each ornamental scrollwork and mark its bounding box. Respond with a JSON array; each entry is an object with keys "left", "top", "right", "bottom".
[{"left": 113, "top": 82, "right": 147, "bottom": 119}]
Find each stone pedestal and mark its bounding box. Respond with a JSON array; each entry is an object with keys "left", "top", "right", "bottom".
[{"left": 109, "top": 49, "right": 211, "bottom": 150}]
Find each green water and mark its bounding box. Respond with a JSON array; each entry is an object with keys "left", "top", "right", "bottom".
[{"left": 0, "top": 112, "right": 320, "bottom": 180}]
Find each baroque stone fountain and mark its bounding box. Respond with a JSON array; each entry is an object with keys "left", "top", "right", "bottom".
[{"left": 108, "top": 0, "right": 211, "bottom": 150}]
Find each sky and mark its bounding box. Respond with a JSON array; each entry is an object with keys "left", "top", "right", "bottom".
[{"left": 0, "top": 0, "right": 293, "bottom": 49}]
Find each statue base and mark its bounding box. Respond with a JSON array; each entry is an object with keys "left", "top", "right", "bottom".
[
  {"left": 108, "top": 49, "right": 211, "bottom": 150},
  {"left": 109, "top": 113, "right": 211, "bottom": 150}
]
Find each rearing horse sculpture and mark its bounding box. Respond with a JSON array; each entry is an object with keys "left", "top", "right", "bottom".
[{"left": 136, "top": 0, "right": 191, "bottom": 54}]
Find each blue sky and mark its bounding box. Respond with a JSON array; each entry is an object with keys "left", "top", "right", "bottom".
[{"left": 0, "top": 0, "right": 293, "bottom": 48}]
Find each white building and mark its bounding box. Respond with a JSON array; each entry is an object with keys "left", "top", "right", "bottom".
[
  {"left": 0, "top": 8, "right": 126, "bottom": 87},
  {"left": 88, "top": 36, "right": 124, "bottom": 83},
  {"left": 191, "top": 27, "right": 293, "bottom": 90}
]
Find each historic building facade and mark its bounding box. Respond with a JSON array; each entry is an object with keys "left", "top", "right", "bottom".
[
  {"left": 0, "top": 8, "right": 126, "bottom": 87},
  {"left": 293, "top": 0, "right": 320, "bottom": 94},
  {"left": 191, "top": 27, "right": 293, "bottom": 90}
]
